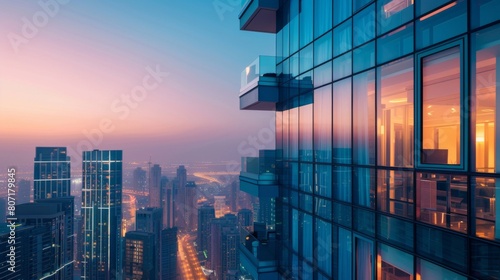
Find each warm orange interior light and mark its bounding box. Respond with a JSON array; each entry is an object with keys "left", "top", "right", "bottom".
[{"left": 420, "top": 2, "right": 456, "bottom": 21}]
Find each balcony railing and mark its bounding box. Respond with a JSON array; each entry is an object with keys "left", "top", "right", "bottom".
[
  {"left": 239, "top": 226, "right": 278, "bottom": 279},
  {"left": 240, "top": 56, "right": 278, "bottom": 111},
  {"left": 239, "top": 0, "right": 279, "bottom": 33},
  {"left": 240, "top": 150, "right": 278, "bottom": 198}
]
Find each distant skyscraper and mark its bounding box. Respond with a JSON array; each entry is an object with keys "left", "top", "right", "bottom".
[
  {"left": 82, "top": 150, "right": 123, "bottom": 280},
  {"left": 132, "top": 167, "right": 147, "bottom": 193},
  {"left": 124, "top": 231, "right": 156, "bottom": 280},
  {"left": 197, "top": 204, "right": 215, "bottom": 257},
  {"left": 149, "top": 164, "right": 162, "bottom": 208},
  {"left": 136, "top": 207, "right": 162, "bottom": 279},
  {"left": 34, "top": 147, "right": 71, "bottom": 199},
  {"left": 75, "top": 215, "right": 84, "bottom": 271},
  {"left": 17, "top": 200, "right": 73, "bottom": 279},
  {"left": 185, "top": 181, "right": 197, "bottom": 231},
  {"left": 161, "top": 176, "right": 174, "bottom": 228},
  {"left": 17, "top": 179, "right": 31, "bottom": 204},
  {"left": 174, "top": 165, "right": 187, "bottom": 229},
  {"left": 161, "top": 227, "right": 178, "bottom": 280},
  {"left": 209, "top": 214, "right": 239, "bottom": 280},
  {"left": 230, "top": 181, "right": 238, "bottom": 212}
]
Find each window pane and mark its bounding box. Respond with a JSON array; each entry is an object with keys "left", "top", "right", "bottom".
[
  {"left": 353, "top": 4, "right": 375, "bottom": 47},
  {"left": 378, "top": 244, "right": 414, "bottom": 280},
  {"left": 334, "top": 0, "right": 352, "bottom": 26},
  {"left": 333, "top": 78, "right": 352, "bottom": 163},
  {"left": 333, "top": 19, "right": 352, "bottom": 57},
  {"left": 474, "top": 177, "right": 500, "bottom": 241},
  {"left": 315, "top": 164, "right": 332, "bottom": 198},
  {"left": 354, "top": 0, "right": 373, "bottom": 12},
  {"left": 422, "top": 47, "right": 461, "bottom": 165},
  {"left": 314, "top": 86, "right": 332, "bottom": 162},
  {"left": 333, "top": 166, "right": 351, "bottom": 202},
  {"left": 353, "top": 208, "right": 375, "bottom": 236},
  {"left": 300, "top": 44, "right": 313, "bottom": 74},
  {"left": 416, "top": 173, "right": 468, "bottom": 233},
  {"left": 472, "top": 0, "right": 500, "bottom": 29},
  {"left": 333, "top": 51, "right": 352, "bottom": 81},
  {"left": 314, "top": 0, "right": 332, "bottom": 38},
  {"left": 291, "top": 53, "right": 299, "bottom": 77},
  {"left": 334, "top": 226, "right": 353, "bottom": 280},
  {"left": 300, "top": 0, "right": 313, "bottom": 48},
  {"left": 377, "top": 215, "right": 414, "bottom": 250},
  {"left": 353, "top": 70, "right": 376, "bottom": 165},
  {"left": 416, "top": 0, "right": 467, "bottom": 49},
  {"left": 377, "top": 23, "right": 414, "bottom": 64},
  {"left": 473, "top": 24, "right": 500, "bottom": 173},
  {"left": 353, "top": 41, "right": 375, "bottom": 73},
  {"left": 290, "top": 0, "right": 299, "bottom": 53},
  {"left": 301, "top": 213, "right": 313, "bottom": 262},
  {"left": 315, "top": 219, "right": 332, "bottom": 276},
  {"left": 299, "top": 103, "right": 313, "bottom": 161},
  {"left": 416, "top": 225, "right": 468, "bottom": 272},
  {"left": 314, "top": 62, "right": 332, "bottom": 88},
  {"left": 378, "top": 56, "right": 414, "bottom": 167},
  {"left": 416, "top": 0, "right": 455, "bottom": 16},
  {"left": 314, "top": 31, "right": 332, "bottom": 66},
  {"left": 417, "top": 258, "right": 466, "bottom": 280},
  {"left": 289, "top": 106, "right": 299, "bottom": 160},
  {"left": 316, "top": 197, "right": 332, "bottom": 220},
  {"left": 471, "top": 240, "right": 500, "bottom": 279},
  {"left": 377, "top": 170, "right": 414, "bottom": 218},
  {"left": 333, "top": 202, "right": 352, "bottom": 227},
  {"left": 354, "top": 168, "right": 375, "bottom": 208},
  {"left": 300, "top": 163, "right": 313, "bottom": 193},
  {"left": 283, "top": 110, "right": 289, "bottom": 159},
  {"left": 377, "top": 0, "right": 414, "bottom": 35}
]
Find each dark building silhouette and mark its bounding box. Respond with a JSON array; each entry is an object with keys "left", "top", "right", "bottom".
[
  {"left": 34, "top": 147, "right": 71, "bottom": 199},
  {"left": 132, "top": 167, "right": 147, "bottom": 193},
  {"left": 82, "top": 150, "right": 123, "bottom": 280},
  {"left": 161, "top": 177, "right": 174, "bottom": 228},
  {"left": 17, "top": 200, "right": 73, "bottom": 279},
  {"left": 238, "top": 208, "right": 253, "bottom": 230},
  {"left": 136, "top": 207, "right": 162, "bottom": 279},
  {"left": 197, "top": 204, "right": 215, "bottom": 258},
  {"left": 185, "top": 181, "right": 197, "bottom": 232},
  {"left": 0, "top": 224, "right": 33, "bottom": 279},
  {"left": 124, "top": 231, "right": 156, "bottom": 280},
  {"left": 209, "top": 214, "right": 239, "bottom": 280},
  {"left": 161, "top": 227, "right": 178, "bottom": 280},
  {"left": 149, "top": 164, "right": 162, "bottom": 208},
  {"left": 17, "top": 179, "right": 31, "bottom": 204},
  {"left": 174, "top": 165, "right": 187, "bottom": 229}
]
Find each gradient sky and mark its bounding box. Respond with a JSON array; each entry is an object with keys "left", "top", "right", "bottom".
[{"left": 0, "top": 0, "right": 275, "bottom": 173}]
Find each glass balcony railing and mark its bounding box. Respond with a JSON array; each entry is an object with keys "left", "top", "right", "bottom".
[
  {"left": 241, "top": 150, "right": 276, "bottom": 175},
  {"left": 240, "top": 56, "right": 277, "bottom": 95}
]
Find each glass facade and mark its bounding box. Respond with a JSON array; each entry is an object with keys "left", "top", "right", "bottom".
[{"left": 241, "top": 0, "right": 500, "bottom": 279}]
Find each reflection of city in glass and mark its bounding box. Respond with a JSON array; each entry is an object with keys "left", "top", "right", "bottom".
[{"left": 239, "top": 0, "right": 500, "bottom": 279}]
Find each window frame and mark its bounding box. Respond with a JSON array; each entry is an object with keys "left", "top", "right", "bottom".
[{"left": 415, "top": 38, "right": 468, "bottom": 171}]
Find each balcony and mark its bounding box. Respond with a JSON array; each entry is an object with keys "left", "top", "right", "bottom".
[
  {"left": 239, "top": 0, "right": 278, "bottom": 33},
  {"left": 240, "top": 150, "right": 278, "bottom": 198},
  {"left": 239, "top": 227, "right": 278, "bottom": 279},
  {"left": 240, "top": 56, "right": 278, "bottom": 111}
]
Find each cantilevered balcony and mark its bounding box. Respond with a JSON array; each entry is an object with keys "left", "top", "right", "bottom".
[
  {"left": 239, "top": 226, "right": 278, "bottom": 279},
  {"left": 239, "top": 0, "right": 278, "bottom": 33},
  {"left": 240, "top": 150, "right": 278, "bottom": 198},
  {"left": 240, "top": 56, "right": 278, "bottom": 111}
]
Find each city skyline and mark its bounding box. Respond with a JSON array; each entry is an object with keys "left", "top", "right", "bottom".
[{"left": 0, "top": 1, "right": 275, "bottom": 173}]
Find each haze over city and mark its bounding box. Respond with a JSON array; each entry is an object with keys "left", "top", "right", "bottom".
[{"left": 0, "top": 0, "right": 274, "bottom": 173}]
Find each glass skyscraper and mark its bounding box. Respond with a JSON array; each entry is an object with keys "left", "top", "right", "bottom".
[
  {"left": 81, "top": 150, "right": 123, "bottom": 280},
  {"left": 238, "top": 0, "right": 500, "bottom": 279},
  {"left": 34, "top": 147, "right": 71, "bottom": 199}
]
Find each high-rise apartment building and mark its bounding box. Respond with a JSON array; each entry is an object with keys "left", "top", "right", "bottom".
[
  {"left": 136, "top": 207, "right": 162, "bottom": 279},
  {"left": 81, "top": 150, "right": 123, "bottom": 279},
  {"left": 162, "top": 177, "right": 174, "bottom": 228},
  {"left": 185, "top": 180, "right": 197, "bottom": 231},
  {"left": 209, "top": 213, "right": 239, "bottom": 280},
  {"left": 174, "top": 165, "right": 187, "bottom": 229},
  {"left": 34, "top": 147, "right": 71, "bottom": 199},
  {"left": 149, "top": 164, "right": 162, "bottom": 208},
  {"left": 123, "top": 231, "right": 156, "bottom": 280},
  {"left": 161, "top": 227, "right": 178, "bottom": 280},
  {"left": 197, "top": 204, "right": 215, "bottom": 257},
  {"left": 132, "top": 167, "right": 147, "bottom": 193},
  {"left": 237, "top": 1, "right": 500, "bottom": 279}
]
